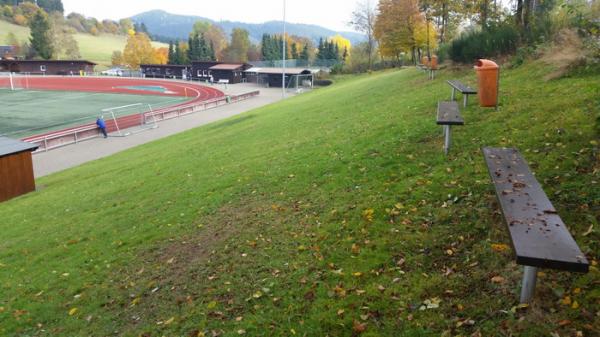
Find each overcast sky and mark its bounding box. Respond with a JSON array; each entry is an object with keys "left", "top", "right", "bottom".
[{"left": 62, "top": 0, "right": 359, "bottom": 32}]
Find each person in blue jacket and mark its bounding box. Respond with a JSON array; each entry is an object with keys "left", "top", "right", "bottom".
[{"left": 96, "top": 116, "right": 108, "bottom": 138}]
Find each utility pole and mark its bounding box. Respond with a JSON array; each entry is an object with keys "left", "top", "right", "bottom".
[{"left": 282, "top": 0, "right": 287, "bottom": 98}]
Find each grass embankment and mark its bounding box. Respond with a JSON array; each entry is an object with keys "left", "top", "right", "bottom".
[
  {"left": 0, "top": 19, "right": 166, "bottom": 67},
  {"left": 0, "top": 62, "right": 598, "bottom": 336}
]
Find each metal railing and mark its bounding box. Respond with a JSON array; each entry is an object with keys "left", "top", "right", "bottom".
[{"left": 23, "top": 90, "right": 260, "bottom": 153}]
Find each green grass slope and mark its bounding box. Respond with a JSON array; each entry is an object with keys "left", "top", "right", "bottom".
[
  {"left": 0, "top": 62, "right": 598, "bottom": 337},
  {"left": 0, "top": 19, "right": 167, "bottom": 67}
]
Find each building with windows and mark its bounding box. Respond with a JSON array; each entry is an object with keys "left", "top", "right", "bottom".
[{"left": 0, "top": 60, "right": 96, "bottom": 75}]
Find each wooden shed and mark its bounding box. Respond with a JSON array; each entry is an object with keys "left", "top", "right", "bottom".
[
  {"left": 0, "top": 137, "right": 38, "bottom": 202},
  {"left": 140, "top": 64, "right": 191, "bottom": 80},
  {"left": 245, "top": 67, "right": 314, "bottom": 88},
  {"left": 0, "top": 60, "right": 96, "bottom": 75},
  {"left": 191, "top": 61, "right": 222, "bottom": 82},
  {"left": 208, "top": 63, "right": 251, "bottom": 84}
]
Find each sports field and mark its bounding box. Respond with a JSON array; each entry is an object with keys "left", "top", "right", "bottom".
[
  {"left": 0, "top": 76, "right": 225, "bottom": 138},
  {"left": 0, "top": 89, "right": 190, "bottom": 138}
]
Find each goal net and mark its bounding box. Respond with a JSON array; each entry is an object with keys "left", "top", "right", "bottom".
[
  {"left": 286, "top": 74, "right": 313, "bottom": 93},
  {"left": 0, "top": 72, "right": 30, "bottom": 91},
  {"left": 101, "top": 103, "right": 158, "bottom": 137}
]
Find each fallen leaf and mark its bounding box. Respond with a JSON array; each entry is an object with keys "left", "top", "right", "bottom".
[
  {"left": 207, "top": 301, "right": 218, "bottom": 309},
  {"left": 420, "top": 297, "right": 441, "bottom": 310},
  {"left": 558, "top": 320, "right": 571, "bottom": 326},
  {"left": 68, "top": 308, "right": 78, "bottom": 316},
  {"left": 353, "top": 320, "right": 367, "bottom": 333},
  {"left": 164, "top": 317, "right": 175, "bottom": 325},
  {"left": 491, "top": 244, "right": 510, "bottom": 252},
  {"left": 491, "top": 276, "right": 506, "bottom": 284}
]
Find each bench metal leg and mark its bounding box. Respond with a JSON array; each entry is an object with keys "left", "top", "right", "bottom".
[
  {"left": 451, "top": 88, "right": 456, "bottom": 101},
  {"left": 520, "top": 266, "right": 538, "bottom": 304},
  {"left": 444, "top": 125, "right": 451, "bottom": 155},
  {"left": 463, "top": 95, "right": 468, "bottom": 108}
]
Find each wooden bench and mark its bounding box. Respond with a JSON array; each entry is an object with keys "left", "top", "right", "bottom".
[
  {"left": 437, "top": 101, "right": 463, "bottom": 155},
  {"left": 447, "top": 80, "right": 477, "bottom": 107},
  {"left": 482, "top": 148, "right": 589, "bottom": 303}
]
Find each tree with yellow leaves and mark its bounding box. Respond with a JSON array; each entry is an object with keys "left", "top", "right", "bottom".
[
  {"left": 329, "top": 34, "right": 352, "bottom": 60},
  {"left": 122, "top": 33, "right": 159, "bottom": 69},
  {"left": 375, "top": 0, "right": 436, "bottom": 64}
]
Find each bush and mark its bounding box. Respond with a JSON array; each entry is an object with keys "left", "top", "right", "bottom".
[
  {"left": 449, "top": 24, "right": 520, "bottom": 63},
  {"left": 437, "top": 43, "right": 451, "bottom": 63},
  {"left": 313, "top": 79, "right": 333, "bottom": 87}
]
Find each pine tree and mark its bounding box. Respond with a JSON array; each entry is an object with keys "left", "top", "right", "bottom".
[
  {"left": 291, "top": 42, "right": 298, "bottom": 60},
  {"left": 261, "top": 34, "right": 270, "bottom": 60},
  {"left": 207, "top": 40, "right": 215, "bottom": 61},
  {"left": 300, "top": 44, "right": 309, "bottom": 61},
  {"left": 29, "top": 10, "right": 53, "bottom": 60},
  {"left": 187, "top": 36, "right": 194, "bottom": 61},
  {"left": 174, "top": 43, "right": 182, "bottom": 65},
  {"left": 167, "top": 41, "right": 175, "bottom": 64},
  {"left": 317, "top": 38, "right": 325, "bottom": 60}
]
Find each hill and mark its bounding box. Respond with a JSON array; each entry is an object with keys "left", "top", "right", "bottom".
[
  {"left": 131, "top": 9, "right": 365, "bottom": 44},
  {"left": 0, "top": 19, "right": 167, "bottom": 67},
  {"left": 0, "top": 63, "right": 598, "bottom": 336}
]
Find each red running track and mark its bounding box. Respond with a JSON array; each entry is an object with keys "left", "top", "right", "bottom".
[{"left": 0, "top": 76, "right": 224, "bottom": 101}]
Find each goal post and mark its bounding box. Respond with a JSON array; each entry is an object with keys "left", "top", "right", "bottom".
[
  {"left": 0, "top": 72, "right": 30, "bottom": 91},
  {"left": 286, "top": 74, "right": 314, "bottom": 92},
  {"left": 101, "top": 103, "right": 159, "bottom": 137},
  {"left": 101, "top": 103, "right": 143, "bottom": 137}
]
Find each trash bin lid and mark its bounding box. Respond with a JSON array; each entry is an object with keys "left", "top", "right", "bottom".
[{"left": 474, "top": 59, "right": 499, "bottom": 70}]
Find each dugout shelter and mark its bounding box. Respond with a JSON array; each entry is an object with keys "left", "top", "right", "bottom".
[{"left": 0, "top": 137, "right": 38, "bottom": 202}]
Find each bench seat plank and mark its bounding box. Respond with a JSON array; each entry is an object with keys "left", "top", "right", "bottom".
[
  {"left": 483, "top": 147, "right": 589, "bottom": 273},
  {"left": 447, "top": 80, "right": 477, "bottom": 94},
  {"left": 437, "top": 101, "right": 464, "bottom": 125}
]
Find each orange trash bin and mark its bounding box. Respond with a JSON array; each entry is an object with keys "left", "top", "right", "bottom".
[
  {"left": 430, "top": 55, "right": 438, "bottom": 70},
  {"left": 474, "top": 59, "right": 499, "bottom": 108}
]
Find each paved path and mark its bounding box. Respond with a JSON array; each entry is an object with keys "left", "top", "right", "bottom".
[{"left": 33, "top": 84, "right": 290, "bottom": 178}]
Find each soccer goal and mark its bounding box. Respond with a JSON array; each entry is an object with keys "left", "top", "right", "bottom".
[
  {"left": 101, "top": 103, "right": 158, "bottom": 137},
  {"left": 286, "top": 74, "right": 314, "bottom": 93},
  {"left": 0, "top": 72, "right": 30, "bottom": 91}
]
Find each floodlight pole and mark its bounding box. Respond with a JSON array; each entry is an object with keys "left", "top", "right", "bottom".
[{"left": 282, "top": 0, "right": 287, "bottom": 98}]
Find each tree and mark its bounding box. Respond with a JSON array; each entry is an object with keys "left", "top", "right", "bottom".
[
  {"left": 119, "top": 18, "right": 134, "bottom": 35},
  {"left": 192, "top": 20, "right": 211, "bottom": 36},
  {"left": 29, "top": 9, "right": 53, "bottom": 59},
  {"left": 223, "top": 28, "right": 250, "bottom": 62},
  {"left": 375, "top": 0, "right": 424, "bottom": 63},
  {"left": 36, "top": 0, "right": 63, "bottom": 13},
  {"left": 49, "top": 13, "right": 81, "bottom": 59},
  {"left": 350, "top": 0, "right": 377, "bottom": 70},
  {"left": 154, "top": 47, "right": 168, "bottom": 64},
  {"left": 290, "top": 42, "right": 298, "bottom": 59},
  {"left": 167, "top": 41, "right": 175, "bottom": 64},
  {"left": 204, "top": 24, "right": 227, "bottom": 60},
  {"left": 111, "top": 50, "right": 123, "bottom": 66},
  {"left": 122, "top": 33, "right": 158, "bottom": 68},
  {"left": 330, "top": 34, "right": 352, "bottom": 59},
  {"left": 299, "top": 44, "right": 310, "bottom": 61}
]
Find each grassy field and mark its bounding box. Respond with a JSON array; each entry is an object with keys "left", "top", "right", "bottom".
[
  {"left": 0, "top": 89, "right": 190, "bottom": 138},
  {"left": 0, "top": 19, "right": 167, "bottom": 67},
  {"left": 0, "top": 61, "right": 598, "bottom": 336}
]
